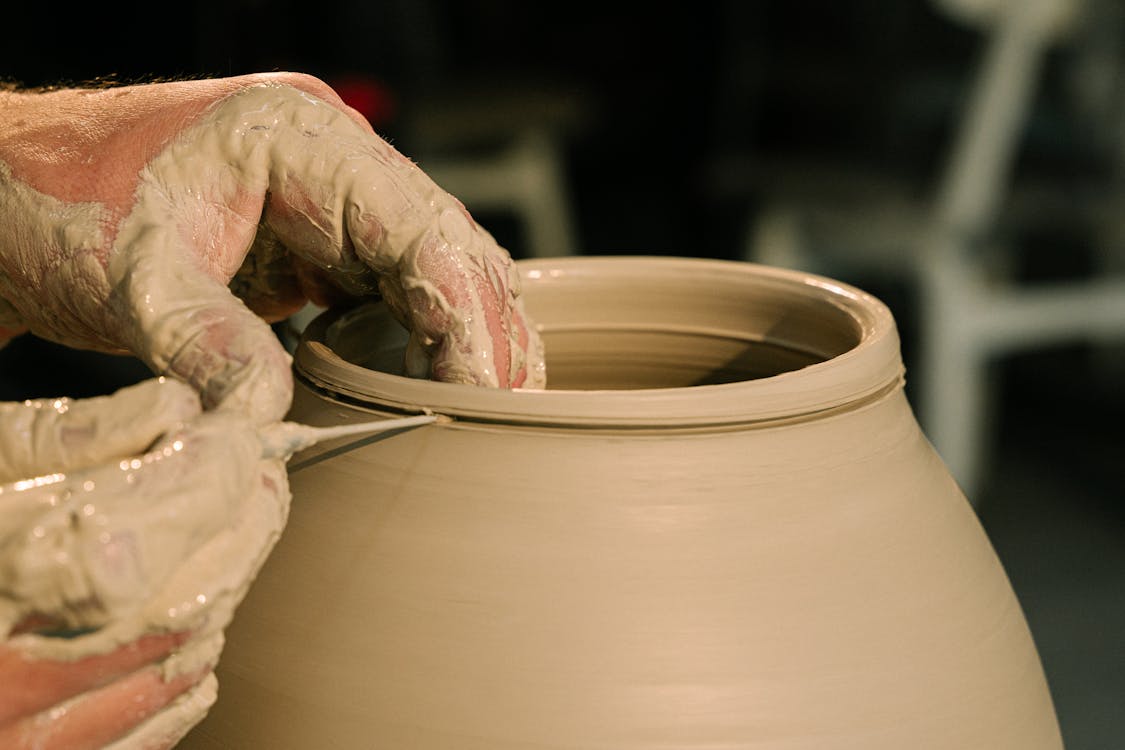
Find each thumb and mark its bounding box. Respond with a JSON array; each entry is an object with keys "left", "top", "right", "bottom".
[{"left": 108, "top": 225, "right": 293, "bottom": 424}]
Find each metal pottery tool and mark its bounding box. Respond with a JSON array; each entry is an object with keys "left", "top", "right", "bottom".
[{"left": 258, "top": 414, "right": 448, "bottom": 460}]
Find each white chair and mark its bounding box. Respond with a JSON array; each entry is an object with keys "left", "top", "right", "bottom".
[
  {"left": 404, "top": 96, "right": 584, "bottom": 260},
  {"left": 744, "top": 0, "right": 1125, "bottom": 500}
]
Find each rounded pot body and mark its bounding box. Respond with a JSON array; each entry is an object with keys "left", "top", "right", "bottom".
[{"left": 183, "top": 257, "right": 1061, "bottom": 749}]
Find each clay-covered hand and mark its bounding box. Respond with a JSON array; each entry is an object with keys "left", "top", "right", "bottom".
[
  {"left": 0, "top": 72, "right": 546, "bottom": 425},
  {"left": 0, "top": 377, "right": 289, "bottom": 747}
]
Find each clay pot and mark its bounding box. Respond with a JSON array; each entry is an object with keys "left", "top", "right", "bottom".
[{"left": 183, "top": 256, "right": 1061, "bottom": 749}]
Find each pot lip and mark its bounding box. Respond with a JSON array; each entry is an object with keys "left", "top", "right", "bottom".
[{"left": 294, "top": 256, "right": 905, "bottom": 428}]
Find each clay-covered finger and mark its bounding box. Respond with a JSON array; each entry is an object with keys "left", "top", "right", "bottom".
[
  {"left": 0, "top": 661, "right": 210, "bottom": 750},
  {"left": 102, "top": 672, "right": 218, "bottom": 750},
  {"left": 394, "top": 227, "right": 513, "bottom": 386},
  {"left": 0, "top": 631, "right": 191, "bottom": 725},
  {"left": 344, "top": 158, "right": 546, "bottom": 387},
  {"left": 0, "top": 378, "right": 201, "bottom": 485},
  {"left": 372, "top": 217, "right": 546, "bottom": 389}
]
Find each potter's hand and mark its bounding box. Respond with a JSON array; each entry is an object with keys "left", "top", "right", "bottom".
[
  {"left": 0, "top": 377, "right": 289, "bottom": 747},
  {"left": 0, "top": 377, "right": 287, "bottom": 632},
  {"left": 0, "top": 72, "right": 545, "bottom": 425}
]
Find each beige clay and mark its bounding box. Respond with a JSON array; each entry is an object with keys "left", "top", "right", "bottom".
[{"left": 183, "top": 256, "right": 1062, "bottom": 749}]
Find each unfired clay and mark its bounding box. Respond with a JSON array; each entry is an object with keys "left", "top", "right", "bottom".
[{"left": 182, "top": 256, "right": 1062, "bottom": 749}]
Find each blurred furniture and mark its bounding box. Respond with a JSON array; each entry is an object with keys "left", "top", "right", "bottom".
[
  {"left": 399, "top": 79, "right": 588, "bottom": 259},
  {"left": 336, "top": 0, "right": 590, "bottom": 261},
  {"left": 743, "top": 0, "right": 1125, "bottom": 500}
]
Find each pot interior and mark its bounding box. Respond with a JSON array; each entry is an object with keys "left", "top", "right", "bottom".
[
  {"left": 544, "top": 329, "right": 829, "bottom": 389},
  {"left": 341, "top": 318, "right": 828, "bottom": 390}
]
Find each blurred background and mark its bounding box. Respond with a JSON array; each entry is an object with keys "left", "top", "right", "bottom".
[{"left": 1, "top": 0, "right": 1122, "bottom": 746}]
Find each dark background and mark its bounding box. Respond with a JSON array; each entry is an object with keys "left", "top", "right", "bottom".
[{"left": 2, "top": 2, "right": 1122, "bottom": 746}]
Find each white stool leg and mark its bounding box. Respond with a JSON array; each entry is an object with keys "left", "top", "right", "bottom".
[
  {"left": 511, "top": 130, "right": 578, "bottom": 258},
  {"left": 919, "top": 327, "right": 990, "bottom": 503},
  {"left": 917, "top": 252, "right": 992, "bottom": 503},
  {"left": 417, "top": 130, "right": 578, "bottom": 259},
  {"left": 744, "top": 205, "right": 816, "bottom": 272}
]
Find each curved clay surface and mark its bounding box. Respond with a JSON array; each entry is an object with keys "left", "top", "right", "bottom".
[
  {"left": 182, "top": 257, "right": 1062, "bottom": 749},
  {"left": 294, "top": 256, "right": 904, "bottom": 426}
]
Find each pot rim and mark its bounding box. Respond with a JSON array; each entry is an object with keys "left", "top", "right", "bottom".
[{"left": 294, "top": 256, "right": 905, "bottom": 428}]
